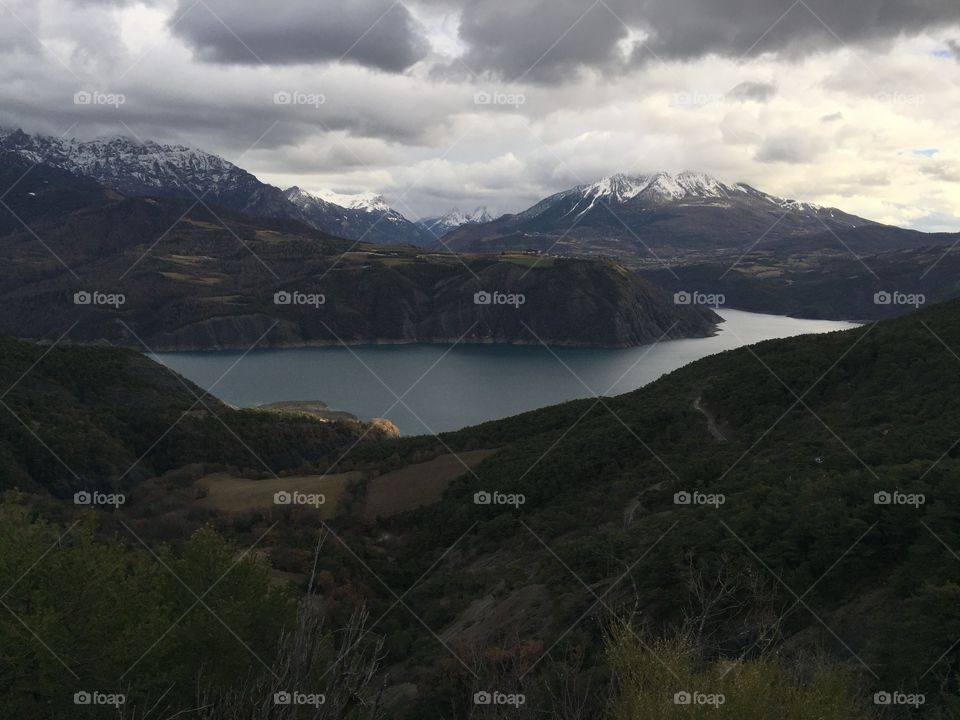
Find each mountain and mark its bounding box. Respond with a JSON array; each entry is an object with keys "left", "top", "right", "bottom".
[
  {"left": 284, "top": 186, "right": 431, "bottom": 246},
  {"left": 0, "top": 127, "right": 300, "bottom": 221},
  {"left": 416, "top": 206, "right": 495, "bottom": 239},
  {"left": 441, "top": 170, "right": 880, "bottom": 259},
  {"left": 0, "top": 149, "right": 114, "bottom": 237},
  {"left": 0, "top": 186, "right": 719, "bottom": 349},
  {"left": 0, "top": 128, "right": 434, "bottom": 246}
]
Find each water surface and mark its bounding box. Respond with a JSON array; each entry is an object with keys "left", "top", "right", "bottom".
[{"left": 152, "top": 310, "right": 859, "bottom": 436}]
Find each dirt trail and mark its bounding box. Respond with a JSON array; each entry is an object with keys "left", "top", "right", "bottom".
[{"left": 694, "top": 396, "right": 726, "bottom": 441}]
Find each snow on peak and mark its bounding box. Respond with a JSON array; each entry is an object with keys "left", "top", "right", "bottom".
[
  {"left": 443, "top": 206, "right": 493, "bottom": 225},
  {"left": 292, "top": 187, "right": 393, "bottom": 214},
  {"left": 419, "top": 206, "right": 494, "bottom": 235}
]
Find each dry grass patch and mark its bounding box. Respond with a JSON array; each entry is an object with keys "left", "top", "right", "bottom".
[
  {"left": 196, "top": 471, "right": 362, "bottom": 517},
  {"left": 364, "top": 449, "right": 495, "bottom": 520}
]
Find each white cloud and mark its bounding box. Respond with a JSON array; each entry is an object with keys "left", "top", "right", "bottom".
[{"left": 0, "top": 0, "right": 957, "bottom": 228}]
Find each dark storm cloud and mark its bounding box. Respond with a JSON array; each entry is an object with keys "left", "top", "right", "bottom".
[
  {"left": 426, "top": 0, "right": 960, "bottom": 83},
  {"left": 169, "top": 0, "right": 430, "bottom": 72},
  {"left": 453, "top": 0, "right": 628, "bottom": 83},
  {"left": 727, "top": 81, "right": 776, "bottom": 102},
  {"left": 628, "top": 0, "right": 960, "bottom": 61}
]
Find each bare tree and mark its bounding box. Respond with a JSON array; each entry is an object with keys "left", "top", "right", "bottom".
[{"left": 124, "top": 603, "right": 386, "bottom": 720}]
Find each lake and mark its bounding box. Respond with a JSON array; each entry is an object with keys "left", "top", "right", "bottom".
[{"left": 151, "top": 310, "right": 860, "bottom": 436}]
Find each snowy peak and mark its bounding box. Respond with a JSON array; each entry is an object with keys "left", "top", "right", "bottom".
[
  {"left": 417, "top": 206, "right": 495, "bottom": 236},
  {"left": 288, "top": 187, "right": 394, "bottom": 214},
  {"left": 0, "top": 128, "right": 239, "bottom": 187},
  {"left": 581, "top": 171, "right": 744, "bottom": 204}
]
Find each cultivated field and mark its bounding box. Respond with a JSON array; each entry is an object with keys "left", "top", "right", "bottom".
[
  {"left": 363, "top": 449, "right": 495, "bottom": 520},
  {"left": 196, "top": 471, "right": 362, "bottom": 517}
]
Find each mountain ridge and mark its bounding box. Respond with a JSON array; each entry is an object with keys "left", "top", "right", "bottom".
[
  {"left": 441, "top": 169, "right": 880, "bottom": 258},
  {"left": 0, "top": 128, "right": 436, "bottom": 246}
]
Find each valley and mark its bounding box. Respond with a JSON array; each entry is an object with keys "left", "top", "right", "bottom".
[{"left": 3, "top": 296, "right": 960, "bottom": 718}]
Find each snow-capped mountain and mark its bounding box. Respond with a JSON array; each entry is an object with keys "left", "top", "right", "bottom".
[
  {"left": 443, "top": 171, "right": 877, "bottom": 258},
  {"left": 284, "top": 187, "right": 431, "bottom": 246},
  {"left": 0, "top": 128, "right": 434, "bottom": 246},
  {"left": 416, "top": 206, "right": 495, "bottom": 238},
  {"left": 0, "top": 128, "right": 298, "bottom": 220}
]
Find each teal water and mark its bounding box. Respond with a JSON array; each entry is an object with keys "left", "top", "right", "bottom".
[{"left": 151, "top": 310, "right": 859, "bottom": 436}]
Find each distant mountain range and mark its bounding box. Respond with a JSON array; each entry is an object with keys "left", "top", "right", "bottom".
[
  {"left": 441, "top": 170, "right": 878, "bottom": 258},
  {"left": 415, "top": 206, "right": 494, "bottom": 239},
  {"left": 0, "top": 128, "right": 443, "bottom": 246},
  {"left": 283, "top": 185, "right": 429, "bottom": 246},
  {"left": 4, "top": 127, "right": 958, "bottom": 322},
  {"left": 0, "top": 128, "right": 918, "bottom": 260}
]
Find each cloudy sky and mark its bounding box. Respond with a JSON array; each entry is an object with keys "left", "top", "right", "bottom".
[{"left": 1, "top": 0, "right": 959, "bottom": 228}]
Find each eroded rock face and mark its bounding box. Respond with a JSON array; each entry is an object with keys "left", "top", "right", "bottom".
[{"left": 369, "top": 418, "right": 401, "bottom": 438}]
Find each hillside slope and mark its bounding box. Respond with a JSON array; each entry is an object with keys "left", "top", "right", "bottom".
[
  {"left": 3, "top": 300, "right": 960, "bottom": 716},
  {"left": 0, "top": 337, "right": 388, "bottom": 497},
  {"left": 0, "top": 196, "right": 719, "bottom": 349},
  {"left": 329, "top": 297, "right": 960, "bottom": 716}
]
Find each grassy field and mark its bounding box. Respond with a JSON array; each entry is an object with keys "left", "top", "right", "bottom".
[
  {"left": 500, "top": 254, "right": 556, "bottom": 268},
  {"left": 196, "top": 471, "right": 362, "bottom": 517},
  {"left": 363, "top": 449, "right": 495, "bottom": 520}
]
